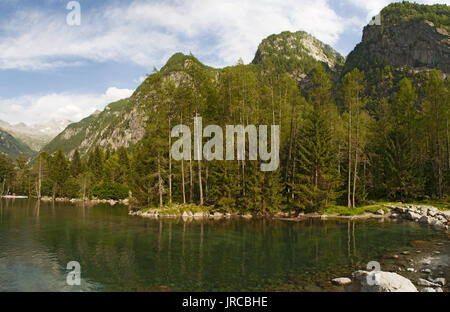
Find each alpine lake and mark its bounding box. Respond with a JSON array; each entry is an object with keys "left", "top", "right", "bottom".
[{"left": 0, "top": 199, "right": 448, "bottom": 292}]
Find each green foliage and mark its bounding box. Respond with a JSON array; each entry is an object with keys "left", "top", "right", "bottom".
[
  {"left": 0, "top": 128, "right": 35, "bottom": 159},
  {"left": 5, "top": 14, "right": 449, "bottom": 211},
  {"left": 92, "top": 182, "right": 129, "bottom": 200},
  {"left": 252, "top": 31, "right": 345, "bottom": 76},
  {"left": 382, "top": 2, "right": 450, "bottom": 31}
]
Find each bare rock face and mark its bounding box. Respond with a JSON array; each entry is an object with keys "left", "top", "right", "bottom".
[
  {"left": 353, "top": 270, "right": 418, "bottom": 292},
  {"left": 252, "top": 31, "right": 345, "bottom": 83},
  {"left": 353, "top": 20, "right": 449, "bottom": 73},
  {"left": 344, "top": 16, "right": 450, "bottom": 75}
]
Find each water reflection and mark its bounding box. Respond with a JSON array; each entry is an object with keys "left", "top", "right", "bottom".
[{"left": 0, "top": 198, "right": 447, "bottom": 292}]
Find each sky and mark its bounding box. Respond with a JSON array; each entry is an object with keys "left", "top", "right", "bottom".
[{"left": 0, "top": 0, "right": 448, "bottom": 126}]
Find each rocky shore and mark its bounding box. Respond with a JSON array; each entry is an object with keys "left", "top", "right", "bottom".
[
  {"left": 40, "top": 196, "right": 130, "bottom": 206},
  {"left": 388, "top": 204, "right": 450, "bottom": 230},
  {"left": 328, "top": 239, "right": 449, "bottom": 292},
  {"left": 129, "top": 204, "right": 450, "bottom": 229}
]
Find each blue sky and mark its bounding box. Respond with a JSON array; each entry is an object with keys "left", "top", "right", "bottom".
[{"left": 0, "top": 0, "right": 448, "bottom": 125}]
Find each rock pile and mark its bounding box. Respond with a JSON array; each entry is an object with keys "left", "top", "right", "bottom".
[{"left": 388, "top": 205, "right": 449, "bottom": 230}]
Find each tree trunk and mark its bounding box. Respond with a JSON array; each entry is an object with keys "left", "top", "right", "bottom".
[
  {"left": 347, "top": 102, "right": 352, "bottom": 208},
  {"left": 168, "top": 118, "right": 172, "bottom": 204},
  {"left": 83, "top": 176, "right": 87, "bottom": 201},
  {"left": 352, "top": 107, "right": 360, "bottom": 208},
  {"left": 446, "top": 117, "right": 450, "bottom": 175},
  {"left": 181, "top": 112, "right": 186, "bottom": 204},
  {"left": 182, "top": 158, "right": 186, "bottom": 204},
  {"left": 196, "top": 112, "right": 204, "bottom": 206},
  {"left": 435, "top": 96, "right": 442, "bottom": 198},
  {"left": 52, "top": 182, "right": 56, "bottom": 201},
  {"left": 37, "top": 156, "right": 42, "bottom": 200},
  {"left": 158, "top": 154, "right": 163, "bottom": 207},
  {"left": 189, "top": 158, "right": 193, "bottom": 202}
]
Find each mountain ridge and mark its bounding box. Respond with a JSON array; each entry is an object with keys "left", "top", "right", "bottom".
[
  {"left": 41, "top": 2, "right": 449, "bottom": 158},
  {"left": 0, "top": 128, "right": 35, "bottom": 159},
  {"left": 42, "top": 31, "right": 341, "bottom": 157},
  {"left": 0, "top": 119, "right": 72, "bottom": 151}
]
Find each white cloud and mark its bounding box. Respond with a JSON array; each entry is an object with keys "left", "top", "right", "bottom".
[
  {"left": 0, "top": 0, "right": 447, "bottom": 70},
  {"left": 0, "top": 87, "right": 134, "bottom": 125},
  {"left": 0, "top": 0, "right": 348, "bottom": 70}
]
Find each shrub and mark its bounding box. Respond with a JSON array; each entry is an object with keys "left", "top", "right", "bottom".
[{"left": 91, "top": 182, "right": 129, "bottom": 200}]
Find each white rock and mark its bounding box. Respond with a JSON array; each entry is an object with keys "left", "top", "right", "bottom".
[
  {"left": 407, "top": 268, "right": 415, "bottom": 272},
  {"left": 427, "top": 207, "right": 438, "bottom": 217},
  {"left": 421, "top": 258, "right": 432, "bottom": 265},
  {"left": 428, "top": 277, "right": 446, "bottom": 286},
  {"left": 331, "top": 277, "right": 352, "bottom": 286},
  {"left": 375, "top": 209, "right": 385, "bottom": 215},
  {"left": 419, "top": 216, "right": 431, "bottom": 224},
  {"left": 353, "top": 270, "right": 418, "bottom": 292},
  {"left": 417, "top": 278, "right": 440, "bottom": 287},
  {"left": 440, "top": 210, "right": 450, "bottom": 221},
  {"left": 406, "top": 211, "right": 421, "bottom": 221},
  {"left": 420, "top": 287, "right": 437, "bottom": 292},
  {"left": 193, "top": 212, "right": 204, "bottom": 218},
  {"left": 421, "top": 268, "right": 432, "bottom": 274}
]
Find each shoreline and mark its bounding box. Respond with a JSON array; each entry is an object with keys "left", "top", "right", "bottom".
[
  {"left": 265, "top": 237, "right": 450, "bottom": 292},
  {"left": 40, "top": 197, "right": 130, "bottom": 206},
  {"left": 0, "top": 196, "right": 130, "bottom": 206},
  {"left": 128, "top": 204, "right": 450, "bottom": 229}
]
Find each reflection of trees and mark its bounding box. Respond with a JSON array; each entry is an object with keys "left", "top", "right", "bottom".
[{"left": 2, "top": 201, "right": 447, "bottom": 291}]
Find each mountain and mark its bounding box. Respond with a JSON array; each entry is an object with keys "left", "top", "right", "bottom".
[
  {"left": 0, "top": 119, "right": 72, "bottom": 151},
  {"left": 42, "top": 2, "right": 448, "bottom": 159},
  {"left": 344, "top": 2, "right": 449, "bottom": 75},
  {"left": 252, "top": 31, "right": 345, "bottom": 81},
  {"left": 42, "top": 32, "right": 338, "bottom": 157},
  {"left": 41, "top": 98, "right": 145, "bottom": 157},
  {"left": 0, "top": 128, "right": 35, "bottom": 159}
]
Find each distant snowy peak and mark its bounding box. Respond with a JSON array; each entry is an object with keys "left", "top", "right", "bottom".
[
  {"left": 33, "top": 119, "right": 73, "bottom": 136},
  {"left": 0, "top": 119, "right": 72, "bottom": 152}
]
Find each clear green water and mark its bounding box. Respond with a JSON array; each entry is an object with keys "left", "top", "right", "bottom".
[{"left": 0, "top": 199, "right": 446, "bottom": 292}]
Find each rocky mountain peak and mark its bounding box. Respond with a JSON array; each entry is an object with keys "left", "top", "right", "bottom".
[
  {"left": 344, "top": 2, "right": 449, "bottom": 74},
  {"left": 252, "top": 31, "right": 345, "bottom": 81}
]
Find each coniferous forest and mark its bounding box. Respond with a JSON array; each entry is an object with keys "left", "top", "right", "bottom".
[
  {"left": 0, "top": 3, "right": 448, "bottom": 214},
  {"left": 1, "top": 62, "right": 448, "bottom": 213}
]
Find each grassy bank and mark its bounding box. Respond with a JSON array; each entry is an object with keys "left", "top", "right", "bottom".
[{"left": 135, "top": 199, "right": 449, "bottom": 218}]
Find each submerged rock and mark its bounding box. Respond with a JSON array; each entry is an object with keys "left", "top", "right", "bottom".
[
  {"left": 420, "top": 287, "right": 437, "bottom": 292},
  {"left": 428, "top": 277, "right": 446, "bottom": 286},
  {"left": 417, "top": 278, "right": 440, "bottom": 287},
  {"left": 331, "top": 277, "right": 352, "bottom": 286}
]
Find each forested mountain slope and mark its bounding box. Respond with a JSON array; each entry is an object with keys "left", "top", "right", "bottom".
[
  {"left": 42, "top": 32, "right": 344, "bottom": 158},
  {"left": 30, "top": 2, "right": 449, "bottom": 211},
  {"left": 0, "top": 128, "right": 35, "bottom": 159}
]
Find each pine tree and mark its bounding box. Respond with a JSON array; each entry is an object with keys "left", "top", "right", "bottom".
[{"left": 71, "top": 149, "right": 82, "bottom": 178}]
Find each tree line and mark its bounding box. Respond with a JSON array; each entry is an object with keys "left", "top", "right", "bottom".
[{"left": 0, "top": 58, "right": 448, "bottom": 213}]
